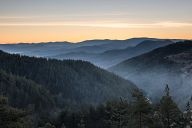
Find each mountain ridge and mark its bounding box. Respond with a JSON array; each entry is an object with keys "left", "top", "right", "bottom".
[
  {"left": 109, "top": 41, "right": 192, "bottom": 108},
  {"left": 0, "top": 50, "right": 137, "bottom": 108}
]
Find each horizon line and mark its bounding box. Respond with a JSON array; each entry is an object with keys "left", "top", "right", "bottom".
[{"left": 0, "top": 37, "right": 191, "bottom": 45}]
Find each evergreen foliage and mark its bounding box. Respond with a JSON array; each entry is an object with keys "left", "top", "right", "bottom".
[
  {"left": 0, "top": 70, "right": 54, "bottom": 111},
  {"left": 0, "top": 50, "right": 136, "bottom": 107},
  {"left": 0, "top": 50, "right": 191, "bottom": 128},
  {"left": 0, "top": 96, "right": 32, "bottom": 128},
  {"left": 132, "top": 89, "right": 152, "bottom": 128},
  {"left": 159, "top": 85, "right": 182, "bottom": 128}
]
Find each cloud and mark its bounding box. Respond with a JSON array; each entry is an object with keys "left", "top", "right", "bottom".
[
  {"left": 0, "top": 21, "right": 191, "bottom": 28},
  {"left": 0, "top": 13, "right": 133, "bottom": 19},
  {"left": 155, "top": 22, "right": 192, "bottom": 27}
]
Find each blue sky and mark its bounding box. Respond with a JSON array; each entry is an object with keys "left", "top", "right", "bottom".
[{"left": 1, "top": 0, "right": 191, "bottom": 22}]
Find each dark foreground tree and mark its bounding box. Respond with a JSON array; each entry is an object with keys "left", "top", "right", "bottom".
[
  {"left": 159, "top": 85, "right": 182, "bottom": 128},
  {"left": 105, "top": 99, "right": 130, "bottom": 128},
  {"left": 40, "top": 122, "right": 56, "bottom": 128},
  {"left": 132, "top": 89, "right": 152, "bottom": 128},
  {"left": 183, "top": 100, "right": 192, "bottom": 127},
  {"left": 0, "top": 96, "right": 32, "bottom": 128}
]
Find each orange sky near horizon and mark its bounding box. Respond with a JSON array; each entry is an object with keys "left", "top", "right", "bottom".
[
  {"left": 0, "top": 0, "right": 192, "bottom": 44},
  {"left": 1, "top": 25, "right": 192, "bottom": 44}
]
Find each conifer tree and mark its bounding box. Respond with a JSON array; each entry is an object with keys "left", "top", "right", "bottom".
[
  {"left": 0, "top": 96, "right": 32, "bottom": 128},
  {"left": 105, "top": 100, "right": 130, "bottom": 128},
  {"left": 159, "top": 85, "right": 181, "bottom": 128},
  {"left": 41, "top": 123, "right": 56, "bottom": 128},
  {"left": 78, "top": 114, "right": 86, "bottom": 128},
  {"left": 184, "top": 101, "right": 192, "bottom": 127},
  {"left": 132, "top": 89, "right": 152, "bottom": 128}
]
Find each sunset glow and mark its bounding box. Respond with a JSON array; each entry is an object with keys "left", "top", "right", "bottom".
[{"left": 0, "top": 0, "right": 192, "bottom": 43}]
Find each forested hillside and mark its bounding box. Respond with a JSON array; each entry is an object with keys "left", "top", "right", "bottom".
[
  {"left": 2, "top": 85, "right": 190, "bottom": 128},
  {"left": 1, "top": 41, "right": 191, "bottom": 127},
  {"left": 0, "top": 70, "right": 55, "bottom": 111},
  {"left": 0, "top": 50, "right": 137, "bottom": 108},
  {"left": 110, "top": 41, "right": 192, "bottom": 108}
]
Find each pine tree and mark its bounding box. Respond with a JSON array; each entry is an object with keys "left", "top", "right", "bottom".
[
  {"left": 184, "top": 101, "right": 192, "bottom": 127},
  {"left": 41, "top": 123, "right": 56, "bottom": 128},
  {"left": 132, "top": 89, "right": 152, "bottom": 128},
  {"left": 105, "top": 100, "right": 130, "bottom": 128},
  {"left": 78, "top": 114, "right": 86, "bottom": 128},
  {"left": 159, "top": 85, "right": 181, "bottom": 128},
  {"left": 0, "top": 96, "right": 32, "bottom": 128}
]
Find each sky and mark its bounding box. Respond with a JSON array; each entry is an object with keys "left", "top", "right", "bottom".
[{"left": 0, "top": 0, "right": 192, "bottom": 43}]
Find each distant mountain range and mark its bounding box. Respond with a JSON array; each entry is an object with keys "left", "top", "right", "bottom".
[
  {"left": 0, "top": 38, "right": 154, "bottom": 56},
  {"left": 1, "top": 37, "right": 191, "bottom": 109},
  {"left": 0, "top": 38, "right": 181, "bottom": 68},
  {"left": 109, "top": 41, "right": 192, "bottom": 108}
]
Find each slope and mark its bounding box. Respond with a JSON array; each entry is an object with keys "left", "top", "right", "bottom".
[
  {"left": 0, "top": 70, "right": 54, "bottom": 111},
  {"left": 0, "top": 51, "right": 137, "bottom": 107},
  {"left": 109, "top": 41, "right": 192, "bottom": 108}
]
